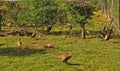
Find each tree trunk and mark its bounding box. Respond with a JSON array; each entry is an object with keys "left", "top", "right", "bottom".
[
  {"left": 100, "top": 0, "right": 103, "bottom": 11},
  {"left": 119, "top": 0, "right": 120, "bottom": 29},
  {"left": 35, "top": 23, "right": 38, "bottom": 32},
  {"left": 69, "top": 24, "right": 73, "bottom": 37},
  {"left": 0, "top": 21, "right": 1, "bottom": 31},
  {"left": 46, "top": 25, "right": 52, "bottom": 33},
  {"left": 0, "top": 11, "right": 2, "bottom": 31},
  {"left": 81, "top": 24, "right": 86, "bottom": 39}
]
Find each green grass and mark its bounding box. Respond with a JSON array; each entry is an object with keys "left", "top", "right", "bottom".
[{"left": 0, "top": 34, "right": 120, "bottom": 71}]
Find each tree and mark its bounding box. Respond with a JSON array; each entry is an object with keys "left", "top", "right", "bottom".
[
  {"left": 119, "top": 0, "right": 120, "bottom": 28},
  {"left": 20, "top": 0, "right": 68, "bottom": 33},
  {"left": 0, "top": 1, "right": 7, "bottom": 31},
  {"left": 2, "top": 1, "right": 22, "bottom": 29},
  {"left": 25, "top": 0, "right": 57, "bottom": 32},
  {"left": 68, "top": 2, "right": 95, "bottom": 39},
  {"left": 99, "top": 0, "right": 119, "bottom": 29}
]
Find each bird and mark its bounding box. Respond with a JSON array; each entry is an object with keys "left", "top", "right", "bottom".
[
  {"left": 17, "top": 39, "right": 22, "bottom": 48},
  {"left": 86, "top": 30, "right": 92, "bottom": 35},
  {"left": 104, "top": 34, "right": 110, "bottom": 40},
  {"left": 44, "top": 43, "right": 57, "bottom": 48},
  {"left": 31, "top": 33, "right": 36, "bottom": 38},
  {"left": 56, "top": 53, "right": 72, "bottom": 63},
  {"left": 31, "top": 32, "right": 36, "bottom": 38}
]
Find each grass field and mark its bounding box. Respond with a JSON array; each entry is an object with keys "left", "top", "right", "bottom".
[
  {"left": 0, "top": 35, "right": 120, "bottom": 71},
  {"left": 0, "top": 14, "right": 120, "bottom": 71}
]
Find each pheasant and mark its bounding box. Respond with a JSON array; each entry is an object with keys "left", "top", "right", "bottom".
[
  {"left": 104, "top": 34, "right": 110, "bottom": 40},
  {"left": 17, "top": 39, "right": 22, "bottom": 48},
  {"left": 44, "top": 43, "right": 56, "bottom": 48},
  {"left": 56, "top": 53, "right": 72, "bottom": 63},
  {"left": 31, "top": 32, "right": 36, "bottom": 38}
]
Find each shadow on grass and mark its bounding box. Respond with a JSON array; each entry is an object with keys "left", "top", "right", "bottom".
[
  {"left": 0, "top": 43, "right": 5, "bottom": 46},
  {"left": 47, "top": 30, "right": 82, "bottom": 37},
  {"left": 47, "top": 31, "right": 69, "bottom": 36},
  {"left": 112, "top": 34, "right": 120, "bottom": 39},
  {"left": 66, "top": 62, "right": 81, "bottom": 66},
  {"left": 0, "top": 30, "right": 7, "bottom": 37},
  {"left": 47, "top": 30, "right": 102, "bottom": 37},
  {"left": 112, "top": 41, "right": 120, "bottom": 44},
  {"left": 0, "top": 47, "right": 46, "bottom": 56}
]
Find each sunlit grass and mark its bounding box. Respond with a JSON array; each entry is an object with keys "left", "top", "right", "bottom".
[{"left": 0, "top": 34, "right": 120, "bottom": 71}]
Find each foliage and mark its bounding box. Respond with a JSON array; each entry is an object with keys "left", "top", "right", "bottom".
[
  {"left": 67, "top": 2, "right": 96, "bottom": 38},
  {"left": 20, "top": 0, "right": 69, "bottom": 28},
  {"left": 1, "top": 0, "right": 96, "bottom": 28},
  {"left": 0, "top": 1, "right": 28, "bottom": 28},
  {"left": 68, "top": 2, "right": 95, "bottom": 25}
]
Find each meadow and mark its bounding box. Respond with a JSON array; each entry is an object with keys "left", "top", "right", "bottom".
[{"left": 0, "top": 14, "right": 120, "bottom": 71}]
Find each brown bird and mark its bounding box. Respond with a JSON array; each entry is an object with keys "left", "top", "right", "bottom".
[
  {"left": 104, "top": 34, "right": 110, "bottom": 40},
  {"left": 31, "top": 32, "right": 36, "bottom": 38},
  {"left": 56, "top": 53, "right": 72, "bottom": 63},
  {"left": 17, "top": 39, "right": 22, "bottom": 48},
  {"left": 31, "top": 31, "right": 37, "bottom": 38},
  {"left": 44, "top": 43, "right": 56, "bottom": 48}
]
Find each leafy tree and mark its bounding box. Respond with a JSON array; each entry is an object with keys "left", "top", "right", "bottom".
[
  {"left": 68, "top": 2, "right": 95, "bottom": 39},
  {"left": 19, "top": 0, "right": 68, "bottom": 33},
  {"left": 2, "top": 1, "right": 22, "bottom": 29},
  {"left": 0, "top": 1, "right": 7, "bottom": 31}
]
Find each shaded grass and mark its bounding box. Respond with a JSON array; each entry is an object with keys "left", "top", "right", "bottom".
[{"left": 0, "top": 47, "right": 46, "bottom": 56}]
